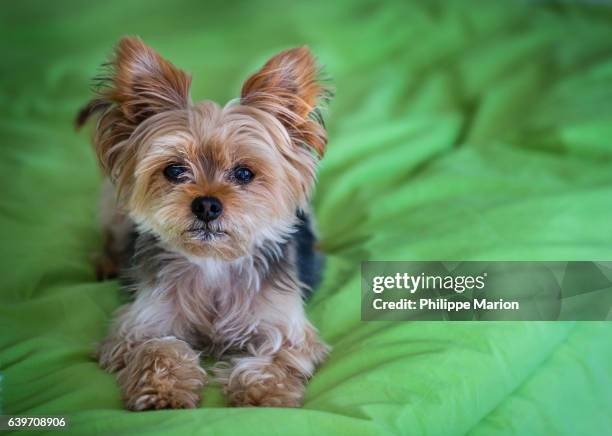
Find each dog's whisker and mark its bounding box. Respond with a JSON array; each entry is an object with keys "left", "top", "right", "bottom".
[{"left": 84, "top": 36, "right": 331, "bottom": 410}]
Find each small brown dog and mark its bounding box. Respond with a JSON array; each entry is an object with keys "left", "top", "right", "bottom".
[{"left": 77, "top": 37, "right": 331, "bottom": 410}]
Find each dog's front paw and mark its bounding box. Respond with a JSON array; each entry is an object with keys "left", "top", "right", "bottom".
[
  {"left": 225, "top": 363, "right": 305, "bottom": 407},
  {"left": 117, "top": 338, "right": 207, "bottom": 410}
]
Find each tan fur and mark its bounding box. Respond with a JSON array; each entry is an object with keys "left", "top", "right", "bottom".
[
  {"left": 241, "top": 46, "right": 330, "bottom": 157},
  {"left": 94, "top": 180, "right": 132, "bottom": 279},
  {"left": 79, "top": 37, "right": 331, "bottom": 409},
  {"left": 115, "top": 337, "right": 207, "bottom": 410}
]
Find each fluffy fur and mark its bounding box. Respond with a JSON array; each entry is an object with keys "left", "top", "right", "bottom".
[{"left": 78, "top": 37, "right": 331, "bottom": 409}]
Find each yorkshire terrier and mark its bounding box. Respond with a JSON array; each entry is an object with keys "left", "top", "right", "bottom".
[{"left": 76, "top": 37, "right": 331, "bottom": 410}]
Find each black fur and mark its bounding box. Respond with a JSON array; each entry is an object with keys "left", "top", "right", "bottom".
[
  {"left": 293, "top": 210, "right": 324, "bottom": 298},
  {"left": 117, "top": 210, "right": 324, "bottom": 299}
]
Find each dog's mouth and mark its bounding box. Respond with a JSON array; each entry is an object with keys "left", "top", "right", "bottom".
[{"left": 184, "top": 227, "right": 228, "bottom": 242}]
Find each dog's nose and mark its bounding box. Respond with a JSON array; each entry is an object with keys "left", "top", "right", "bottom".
[{"left": 191, "top": 196, "right": 223, "bottom": 222}]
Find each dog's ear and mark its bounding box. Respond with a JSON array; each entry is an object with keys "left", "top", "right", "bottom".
[
  {"left": 241, "top": 47, "right": 331, "bottom": 157},
  {"left": 76, "top": 37, "right": 191, "bottom": 176}
]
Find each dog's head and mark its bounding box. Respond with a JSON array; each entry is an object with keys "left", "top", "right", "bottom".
[{"left": 78, "top": 37, "right": 331, "bottom": 260}]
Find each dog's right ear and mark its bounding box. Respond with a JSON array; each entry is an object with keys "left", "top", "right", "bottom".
[
  {"left": 241, "top": 47, "right": 331, "bottom": 158},
  {"left": 76, "top": 37, "right": 191, "bottom": 177}
]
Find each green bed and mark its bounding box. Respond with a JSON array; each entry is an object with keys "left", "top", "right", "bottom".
[{"left": 1, "top": 1, "right": 612, "bottom": 434}]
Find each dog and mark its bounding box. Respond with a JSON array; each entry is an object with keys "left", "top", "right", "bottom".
[{"left": 76, "top": 37, "right": 331, "bottom": 410}]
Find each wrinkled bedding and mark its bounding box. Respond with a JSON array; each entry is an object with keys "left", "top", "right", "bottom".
[{"left": 1, "top": 1, "right": 612, "bottom": 434}]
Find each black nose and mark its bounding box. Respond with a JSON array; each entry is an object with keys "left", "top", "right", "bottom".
[{"left": 191, "top": 196, "right": 223, "bottom": 222}]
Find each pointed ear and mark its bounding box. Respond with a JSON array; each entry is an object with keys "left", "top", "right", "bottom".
[
  {"left": 240, "top": 47, "right": 331, "bottom": 157},
  {"left": 76, "top": 37, "right": 191, "bottom": 177},
  {"left": 77, "top": 36, "right": 191, "bottom": 128}
]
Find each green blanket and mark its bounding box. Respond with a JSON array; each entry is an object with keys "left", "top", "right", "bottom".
[{"left": 2, "top": 1, "right": 612, "bottom": 434}]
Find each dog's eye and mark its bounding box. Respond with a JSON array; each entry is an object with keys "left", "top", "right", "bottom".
[
  {"left": 164, "top": 164, "right": 189, "bottom": 183},
  {"left": 232, "top": 166, "right": 255, "bottom": 184}
]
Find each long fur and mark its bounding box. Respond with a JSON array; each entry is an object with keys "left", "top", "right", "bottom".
[{"left": 79, "top": 37, "right": 331, "bottom": 409}]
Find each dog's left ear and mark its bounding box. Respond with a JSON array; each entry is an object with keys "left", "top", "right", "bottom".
[
  {"left": 77, "top": 37, "right": 191, "bottom": 129},
  {"left": 241, "top": 47, "right": 331, "bottom": 157},
  {"left": 76, "top": 37, "right": 191, "bottom": 178}
]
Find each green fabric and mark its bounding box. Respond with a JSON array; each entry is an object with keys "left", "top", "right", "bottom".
[{"left": 2, "top": 1, "right": 612, "bottom": 434}]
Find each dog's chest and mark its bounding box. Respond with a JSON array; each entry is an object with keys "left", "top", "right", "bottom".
[
  {"left": 191, "top": 257, "right": 234, "bottom": 289},
  {"left": 170, "top": 256, "right": 261, "bottom": 350}
]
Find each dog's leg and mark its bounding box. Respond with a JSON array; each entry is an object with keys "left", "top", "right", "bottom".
[
  {"left": 222, "top": 288, "right": 329, "bottom": 407},
  {"left": 97, "top": 297, "right": 207, "bottom": 410},
  {"left": 116, "top": 337, "right": 206, "bottom": 410},
  {"left": 95, "top": 179, "right": 134, "bottom": 280}
]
